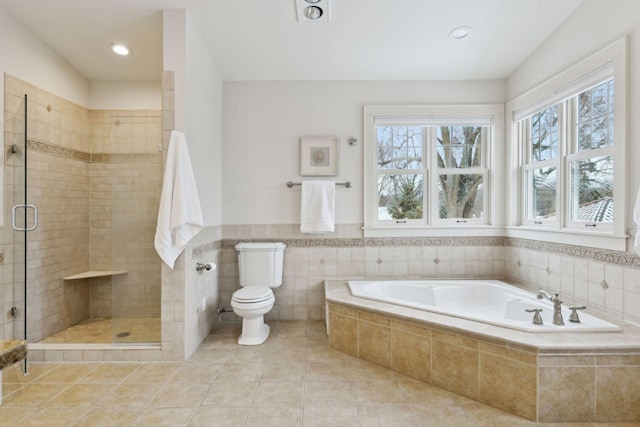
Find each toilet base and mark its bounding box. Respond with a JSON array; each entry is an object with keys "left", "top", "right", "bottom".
[{"left": 237, "top": 317, "right": 270, "bottom": 345}]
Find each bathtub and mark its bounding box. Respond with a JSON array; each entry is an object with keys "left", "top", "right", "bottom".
[{"left": 347, "top": 279, "right": 620, "bottom": 332}]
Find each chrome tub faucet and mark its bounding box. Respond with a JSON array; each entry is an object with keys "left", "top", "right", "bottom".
[{"left": 537, "top": 290, "right": 564, "bottom": 325}]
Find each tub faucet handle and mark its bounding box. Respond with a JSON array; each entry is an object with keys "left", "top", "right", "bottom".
[
  {"left": 525, "top": 308, "right": 544, "bottom": 325},
  {"left": 568, "top": 305, "right": 587, "bottom": 323}
]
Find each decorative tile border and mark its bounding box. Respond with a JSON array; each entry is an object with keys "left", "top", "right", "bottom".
[
  {"left": 90, "top": 152, "right": 161, "bottom": 163},
  {"left": 193, "top": 235, "right": 640, "bottom": 270},
  {"left": 27, "top": 140, "right": 161, "bottom": 163},
  {"left": 28, "top": 140, "right": 90, "bottom": 162},
  {"left": 506, "top": 237, "right": 640, "bottom": 268},
  {"left": 192, "top": 241, "right": 222, "bottom": 257},
  {"left": 219, "top": 237, "right": 506, "bottom": 250}
]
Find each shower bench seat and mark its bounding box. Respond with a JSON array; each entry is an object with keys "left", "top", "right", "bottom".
[
  {"left": 63, "top": 270, "right": 128, "bottom": 281},
  {"left": 0, "top": 340, "right": 27, "bottom": 405}
]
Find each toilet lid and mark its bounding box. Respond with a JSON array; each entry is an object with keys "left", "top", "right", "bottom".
[{"left": 233, "top": 286, "right": 273, "bottom": 302}]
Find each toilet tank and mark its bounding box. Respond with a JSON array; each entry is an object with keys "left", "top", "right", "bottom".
[{"left": 235, "top": 242, "right": 286, "bottom": 288}]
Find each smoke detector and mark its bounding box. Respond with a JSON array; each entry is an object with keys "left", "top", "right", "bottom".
[{"left": 296, "top": 0, "right": 331, "bottom": 23}]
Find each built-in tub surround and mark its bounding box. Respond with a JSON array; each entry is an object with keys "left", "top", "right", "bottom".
[{"left": 326, "top": 280, "right": 640, "bottom": 423}]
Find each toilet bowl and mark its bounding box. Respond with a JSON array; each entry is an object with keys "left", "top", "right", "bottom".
[
  {"left": 231, "top": 286, "right": 275, "bottom": 345},
  {"left": 232, "top": 242, "right": 285, "bottom": 345}
]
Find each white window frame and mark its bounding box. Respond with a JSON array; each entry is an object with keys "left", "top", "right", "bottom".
[
  {"left": 363, "top": 104, "right": 504, "bottom": 238},
  {"left": 505, "top": 37, "right": 628, "bottom": 250}
]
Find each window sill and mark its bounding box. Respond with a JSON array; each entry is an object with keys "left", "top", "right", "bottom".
[{"left": 504, "top": 226, "right": 628, "bottom": 251}]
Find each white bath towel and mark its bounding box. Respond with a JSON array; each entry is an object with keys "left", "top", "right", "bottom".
[
  {"left": 154, "top": 130, "right": 204, "bottom": 268},
  {"left": 634, "top": 185, "right": 640, "bottom": 255},
  {"left": 300, "top": 181, "right": 335, "bottom": 234}
]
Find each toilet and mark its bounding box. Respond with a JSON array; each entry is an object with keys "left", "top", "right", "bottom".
[{"left": 231, "top": 242, "right": 286, "bottom": 345}]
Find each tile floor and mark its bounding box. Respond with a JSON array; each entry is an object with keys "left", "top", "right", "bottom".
[
  {"left": 38, "top": 317, "right": 161, "bottom": 344},
  {"left": 1, "top": 320, "right": 639, "bottom": 426}
]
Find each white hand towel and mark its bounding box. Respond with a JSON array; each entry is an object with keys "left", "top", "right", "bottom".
[
  {"left": 300, "top": 181, "right": 335, "bottom": 234},
  {"left": 634, "top": 186, "right": 640, "bottom": 254},
  {"left": 154, "top": 130, "right": 204, "bottom": 268}
]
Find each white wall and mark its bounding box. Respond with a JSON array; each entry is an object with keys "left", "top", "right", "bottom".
[
  {"left": 222, "top": 80, "right": 506, "bottom": 225},
  {"left": 163, "top": 8, "right": 223, "bottom": 359},
  {"left": 0, "top": 5, "right": 89, "bottom": 107},
  {"left": 89, "top": 81, "right": 161, "bottom": 110},
  {"left": 506, "top": 0, "right": 640, "bottom": 239}
]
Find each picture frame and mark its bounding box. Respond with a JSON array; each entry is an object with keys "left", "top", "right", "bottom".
[{"left": 300, "top": 136, "right": 339, "bottom": 176}]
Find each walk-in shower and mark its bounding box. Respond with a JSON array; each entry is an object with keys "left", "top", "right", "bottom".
[{"left": 3, "top": 75, "right": 162, "bottom": 361}]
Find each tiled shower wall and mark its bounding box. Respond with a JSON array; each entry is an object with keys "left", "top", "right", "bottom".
[
  {"left": 213, "top": 224, "right": 640, "bottom": 324},
  {"left": 3, "top": 74, "right": 161, "bottom": 342}
]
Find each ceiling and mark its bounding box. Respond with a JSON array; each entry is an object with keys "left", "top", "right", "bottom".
[{"left": 0, "top": 0, "right": 583, "bottom": 82}]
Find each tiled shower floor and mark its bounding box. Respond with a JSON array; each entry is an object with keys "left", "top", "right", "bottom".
[
  {"left": 3, "top": 320, "right": 638, "bottom": 426},
  {"left": 37, "top": 317, "right": 161, "bottom": 344}
]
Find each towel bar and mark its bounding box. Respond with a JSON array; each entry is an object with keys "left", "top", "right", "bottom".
[{"left": 286, "top": 181, "right": 351, "bottom": 188}]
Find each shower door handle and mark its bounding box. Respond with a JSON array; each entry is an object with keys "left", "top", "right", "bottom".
[{"left": 11, "top": 204, "right": 38, "bottom": 231}]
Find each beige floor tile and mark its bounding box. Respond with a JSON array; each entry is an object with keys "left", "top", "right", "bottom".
[
  {"left": 169, "top": 361, "right": 222, "bottom": 383},
  {"left": 151, "top": 382, "right": 210, "bottom": 408},
  {"left": 215, "top": 363, "right": 263, "bottom": 382},
  {"left": 124, "top": 362, "right": 181, "bottom": 383},
  {"left": 244, "top": 405, "right": 303, "bottom": 427},
  {"left": 305, "top": 361, "right": 350, "bottom": 381},
  {"left": 253, "top": 381, "right": 304, "bottom": 407},
  {"left": 200, "top": 381, "right": 257, "bottom": 407},
  {"left": 42, "top": 383, "right": 117, "bottom": 407},
  {"left": 3, "top": 363, "right": 57, "bottom": 384},
  {"left": 304, "top": 381, "right": 354, "bottom": 406},
  {"left": 200, "top": 334, "right": 241, "bottom": 347},
  {"left": 357, "top": 404, "right": 417, "bottom": 427},
  {"left": 228, "top": 346, "right": 270, "bottom": 364},
  {"left": 187, "top": 347, "right": 232, "bottom": 363},
  {"left": 132, "top": 407, "right": 195, "bottom": 427},
  {"left": 350, "top": 358, "right": 398, "bottom": 381},
  {"left": 189, "top": 406, "right": 250, "bottom": 427},
  {"left": 303, "top": 405, "right": 360, "bottom": 427},
  {"left": 397, "top": 378, "right": 473, "bottom": 405},
  {"left": 409, "top": 403, "right": 477, "bottom": 427},
  {"left": 34, "top": 364, "right": 98, "bottom": 383},
  {"left": 261, "top": 361, "right": 306, "bottom": 382},
  {"left": 96, "top": 383, "right": 160, "bottom": 408},
  {"left": 3, "top": 383, "right": 68, "bottom": 407},
  {"left": 352, "top": 380, "right": 406, "bottom": 405},
  {"left": 265, "top": 346, "right": 308, "bottom": 363},
  {"left": 78, "top": 363, "right": 141, "bottom": 383},
  {"left": 18, "top": 407, "right": 90, "bottom": 427},
  {"left": 74, "top": 407, "right": 143, "bottom": 427},
  {"left": 0, "top": 406, "right": 36, "bottom": 424}
]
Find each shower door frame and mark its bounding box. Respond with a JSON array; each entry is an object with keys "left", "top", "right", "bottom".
[{"left": 9, "top": 94, "right": 32, "bottom": 374}]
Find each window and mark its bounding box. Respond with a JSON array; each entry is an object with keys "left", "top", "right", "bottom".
[
  {"left": 364, "top": 105, "right": 503, "bottom": 235},
  {"left": 507, "top": 37, "right": 627, "bottom": 249}
]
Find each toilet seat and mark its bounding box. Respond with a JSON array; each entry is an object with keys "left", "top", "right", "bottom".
[{"left": 232, "top": 286, "right": 274, "bottom": 304}]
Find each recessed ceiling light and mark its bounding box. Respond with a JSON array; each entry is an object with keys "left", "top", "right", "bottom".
[
  {"left": 304, "top": 6, "right": 323, "bottom": 20},
  {"left": 110, "top": 43, "right": 132, "bottom": 56},
  {"left": 296, "top": 0, "right": 330, "bottom": 22},
  {"left": 448, "top": 26, "right": 472, "bottom": 39}
]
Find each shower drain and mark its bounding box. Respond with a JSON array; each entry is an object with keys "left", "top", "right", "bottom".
[{"left": 116, "top": 332, "right": 131, "bottom": 338}]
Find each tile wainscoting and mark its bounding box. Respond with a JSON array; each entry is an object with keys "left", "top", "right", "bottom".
[{"left": 198, "top": 224, "right": 640, "bottom": 324}]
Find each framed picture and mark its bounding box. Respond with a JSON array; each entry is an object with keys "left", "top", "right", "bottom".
[{"left": 300, "top": 136, "right": 339, "bottom": 176}]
